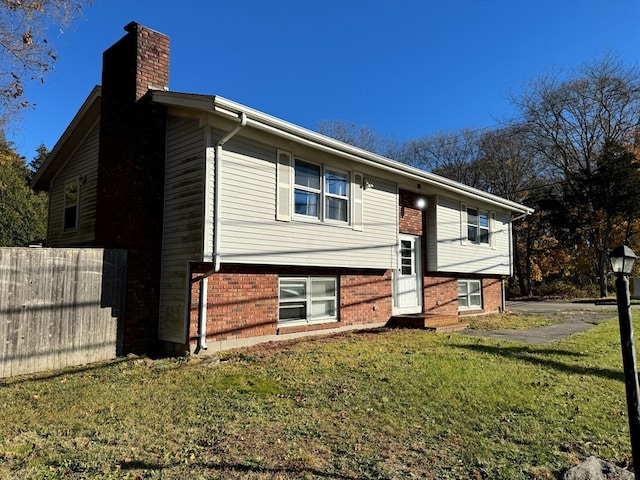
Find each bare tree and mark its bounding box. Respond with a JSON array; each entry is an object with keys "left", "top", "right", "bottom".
[
  {"left": 0, "top": 0, "right": 91, "bottom": 128},
  {"left": 514, "top": 54, "right": 640, "bottom": 296},
  {"left": 401, "top": 129, "right": 482, "bottom": 186},
  {"left": 317, "top": 120, "right": 387, "bottom": 154}
]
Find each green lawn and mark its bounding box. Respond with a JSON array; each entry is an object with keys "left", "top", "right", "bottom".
[{"left": 0, "top": 311, "right": 634, "bottom": 479}]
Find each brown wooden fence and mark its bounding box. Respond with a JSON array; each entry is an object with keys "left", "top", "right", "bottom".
[{"left": 0, "top": 248, "right": 126, "bottom": 378}]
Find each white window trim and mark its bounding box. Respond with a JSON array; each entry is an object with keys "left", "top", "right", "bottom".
[
  {"left": 324, "top": 167, "right": 350, "bottom": 224},
  {"left": 294, "top": 158, "right": 322, "bottom": 220},
  {"left": 278, "top": 276, "right": 338, "bottom": 326},
  {"left": 293, "top": 158, "right": 350, "bottom": 224},
  {"left": 461, "top": 203, "right": 493, "bottom": 246},
  {"left": 276, "top": 150, "right": 363, "bottom": 230},
  {"left": 458, "top": 279, "right": 482, "bottom": 311}
]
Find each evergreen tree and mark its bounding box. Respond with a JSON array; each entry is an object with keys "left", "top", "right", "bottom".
[{"left": 0, "top": 141, "right": 48, "bottom": 246}]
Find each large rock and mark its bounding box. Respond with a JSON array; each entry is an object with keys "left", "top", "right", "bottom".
[{"left": 564, "top": 457, "right": 634, "bottom": 480}]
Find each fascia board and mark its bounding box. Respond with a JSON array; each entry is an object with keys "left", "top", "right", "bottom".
[
  {"left": 31, "top": 86, "right": 102, "bottom": 190},
  {"left": 152, "top": 91, "right": 534, "bottom": 215}
]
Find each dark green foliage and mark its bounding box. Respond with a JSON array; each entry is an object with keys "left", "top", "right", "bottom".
[{"left": 0, "top": 141, "right": 48, "bottom": 246}]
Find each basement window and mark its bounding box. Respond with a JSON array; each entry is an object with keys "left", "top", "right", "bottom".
[
  {"left": 279, "top": 277, "right": 338, "bottom": 325},
  {"left": 458, "top": 279, "right": 482, "bottom": 310},
  {"left": 63, "top": 181, "right": 79, "bottom": 231}
]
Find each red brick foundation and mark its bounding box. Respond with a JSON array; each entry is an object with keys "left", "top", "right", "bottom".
[
  {"left": 422, "top": 274, "right": 504, "bottom": 316},
  {"left": 188, "top": 264, "right": 393, "bottom": 350}
]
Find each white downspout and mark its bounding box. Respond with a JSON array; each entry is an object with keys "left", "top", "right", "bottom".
[
  {"left": 213, "top": 111, "right": 247, "bottom": 272},
  {"left": 199, "top": 275, "right": 209, "bottom": 350},
  {"left": 198, "top": 111, "right": 247, "bottom": 352}
]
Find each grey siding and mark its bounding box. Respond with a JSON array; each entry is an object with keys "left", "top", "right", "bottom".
[
  {"left": 158, "top": 117, "right": 206, "bottom": 344},
  {"left": 217, "top": 136, "right": 398, "bottom": 269},
  {"left": 47, "top": 122, "right": 100, "bottom": 247},
  {"left": 433, "top": 195, "right": 512, "bottom": 275}
]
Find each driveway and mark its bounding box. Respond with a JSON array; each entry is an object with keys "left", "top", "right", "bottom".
[{"left": 463, "top": 301, "right": 621, "bottom": 344}]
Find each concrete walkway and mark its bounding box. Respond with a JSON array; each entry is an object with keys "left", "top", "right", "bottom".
[{"left": 463, "top": 301, "right": 621, "bottom": 344}]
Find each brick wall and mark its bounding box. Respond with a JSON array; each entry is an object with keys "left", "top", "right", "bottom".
[
  {"left": 189, "top": 264, "right": 278, "bottom": 345},
  {"left": 481, "top": 277, "right": 504, "bottom": 313},
  {"left": 96, "top": 23, "right": 170, "bottom": 354},
  {"left": 398, "top": 190, "right": 425, "bottom": 236},
  {"left": 188, "top": 264, "right": 393, "bottom": 350},
  {"left": 423, "top": 275, "right": 459, "bottom": 315},
  {"left": 422, "top": 274, "right": 505, "bottom": 316},
  {"left": 340, "top": 271, "right": 393, "bottom": 324}
]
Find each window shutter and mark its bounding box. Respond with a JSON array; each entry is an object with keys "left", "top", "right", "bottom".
[
  {"left": 490, "top": 211, "right": 497, "bottom": 249},
  {"left": 276, "top": 150, "right": 292, "bottom": 221},
  {"left": 352, "top": 172, "right": 364, "bottom": 231},
  {"left": 460, "top": 202, "right": 468, "bottom": 245}
]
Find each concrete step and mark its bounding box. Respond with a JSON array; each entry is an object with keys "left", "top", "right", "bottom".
[{"left": 388, "top": 313, "right": 469, "bottom": 332}]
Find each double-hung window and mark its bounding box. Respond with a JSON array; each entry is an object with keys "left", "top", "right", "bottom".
[
  {"left": 279, "top": 277, "right": 338, "bottom": 325},
  {"left": 294, "top": 160, "right": 321, "bottom": 218},
  {"left": 63, "top": 181, "right": 79, "bottom": 231},
  {"left": 467, "top": 208, "right": 489, "bottom": 244},
  {"left": 325, "top": 170, "right": 348, "bottom": 222},
  {"left": 293, "top": 159, "right": 349, "bottom": 223},
  {"left": 458, "top": 279, "right": 482, "bottom": 310}
]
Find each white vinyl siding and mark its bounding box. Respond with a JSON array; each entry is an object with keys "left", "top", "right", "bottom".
[
  {"left": 158, "top": 117, "right": 206, "bottom": 343},
  {"left": 47, "top": 122, "right": 100, "bottom": 247},
  {"left": 218, "top": 138, "right": 397, "bottom": 269},
  {"left": 430, "top": 195, "right": 511, "bottom": 275}
]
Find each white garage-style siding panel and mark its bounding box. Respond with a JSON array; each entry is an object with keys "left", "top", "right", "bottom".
[
  {"left": 218, "top": 137, "right": 398, "bottom": 269},
  {"left": 434, "top": 195, "right": 512, "bottom": 275},
  {"left": 158, "top": 116, "right": 206, "bottom": 344},
  {"left": 47, "top": 122, "right": 100, "bottom": 247}
]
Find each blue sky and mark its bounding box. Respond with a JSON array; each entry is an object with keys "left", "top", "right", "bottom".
[{"left": 8, "top": 0, "right": 640, "bottom": 160}]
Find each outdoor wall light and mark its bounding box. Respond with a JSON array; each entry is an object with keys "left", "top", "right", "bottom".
[
  {"left": 610, "top": 245, "right": 637, "bottom": 275},
  {"left": 415, "top": 198, "right": 426, "bottom": 210}
]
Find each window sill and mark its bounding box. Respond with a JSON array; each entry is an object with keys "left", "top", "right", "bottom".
[
  {"left": 292, "top": 215, "right": 351, "bottom": 229},
  {"left": 277, "top": 319, "right": 338, "bottom": 334},
  {"left": 458, "top": 308, "right": 484, "bottom": 315}
]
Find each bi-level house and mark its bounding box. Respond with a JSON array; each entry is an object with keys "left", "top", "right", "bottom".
[{"left": 32, "top": 22, "right": 533, "bottom": 356}]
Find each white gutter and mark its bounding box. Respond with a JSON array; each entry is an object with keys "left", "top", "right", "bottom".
[
  {"left": 151, "top": 91, "right": 533, "bottom": 215},
  {"left": 198, "top": 111, "right": 246, "bottom": 352},
  {"left": 211, "top": 96, "right": 534, "bottom": 215}
]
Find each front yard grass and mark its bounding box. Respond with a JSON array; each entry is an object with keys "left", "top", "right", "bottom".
[
  {"left": 466, "top": 312, "right": 559, "bottom": 330},
  {"left": 0, "top": 310, "right": 632, "bottom": 479}
]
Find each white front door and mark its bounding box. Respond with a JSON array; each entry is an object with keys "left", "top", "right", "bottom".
[{"left": 394, "top": 234, "right": 422, "bottom": 314}]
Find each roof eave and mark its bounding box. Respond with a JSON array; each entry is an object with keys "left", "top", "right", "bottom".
[
  {"left": 151, "top": 90, "right": 534, "bottom": 215},
  {"left": 31, "top": 86, "right": 102, "bottom": 191}
]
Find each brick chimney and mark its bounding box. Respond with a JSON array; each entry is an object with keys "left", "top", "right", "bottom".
[{"left": 96, "top": 22, "right": 170, "bottom": 355}]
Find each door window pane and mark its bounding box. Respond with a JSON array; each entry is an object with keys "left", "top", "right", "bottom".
[{"left": 400, "top": 240, "right": 413, "bottom": 275}]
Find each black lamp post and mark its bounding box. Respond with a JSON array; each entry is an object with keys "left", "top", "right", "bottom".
[{"left": 610, "top": 245, "right": 640, "bottom": 478}]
